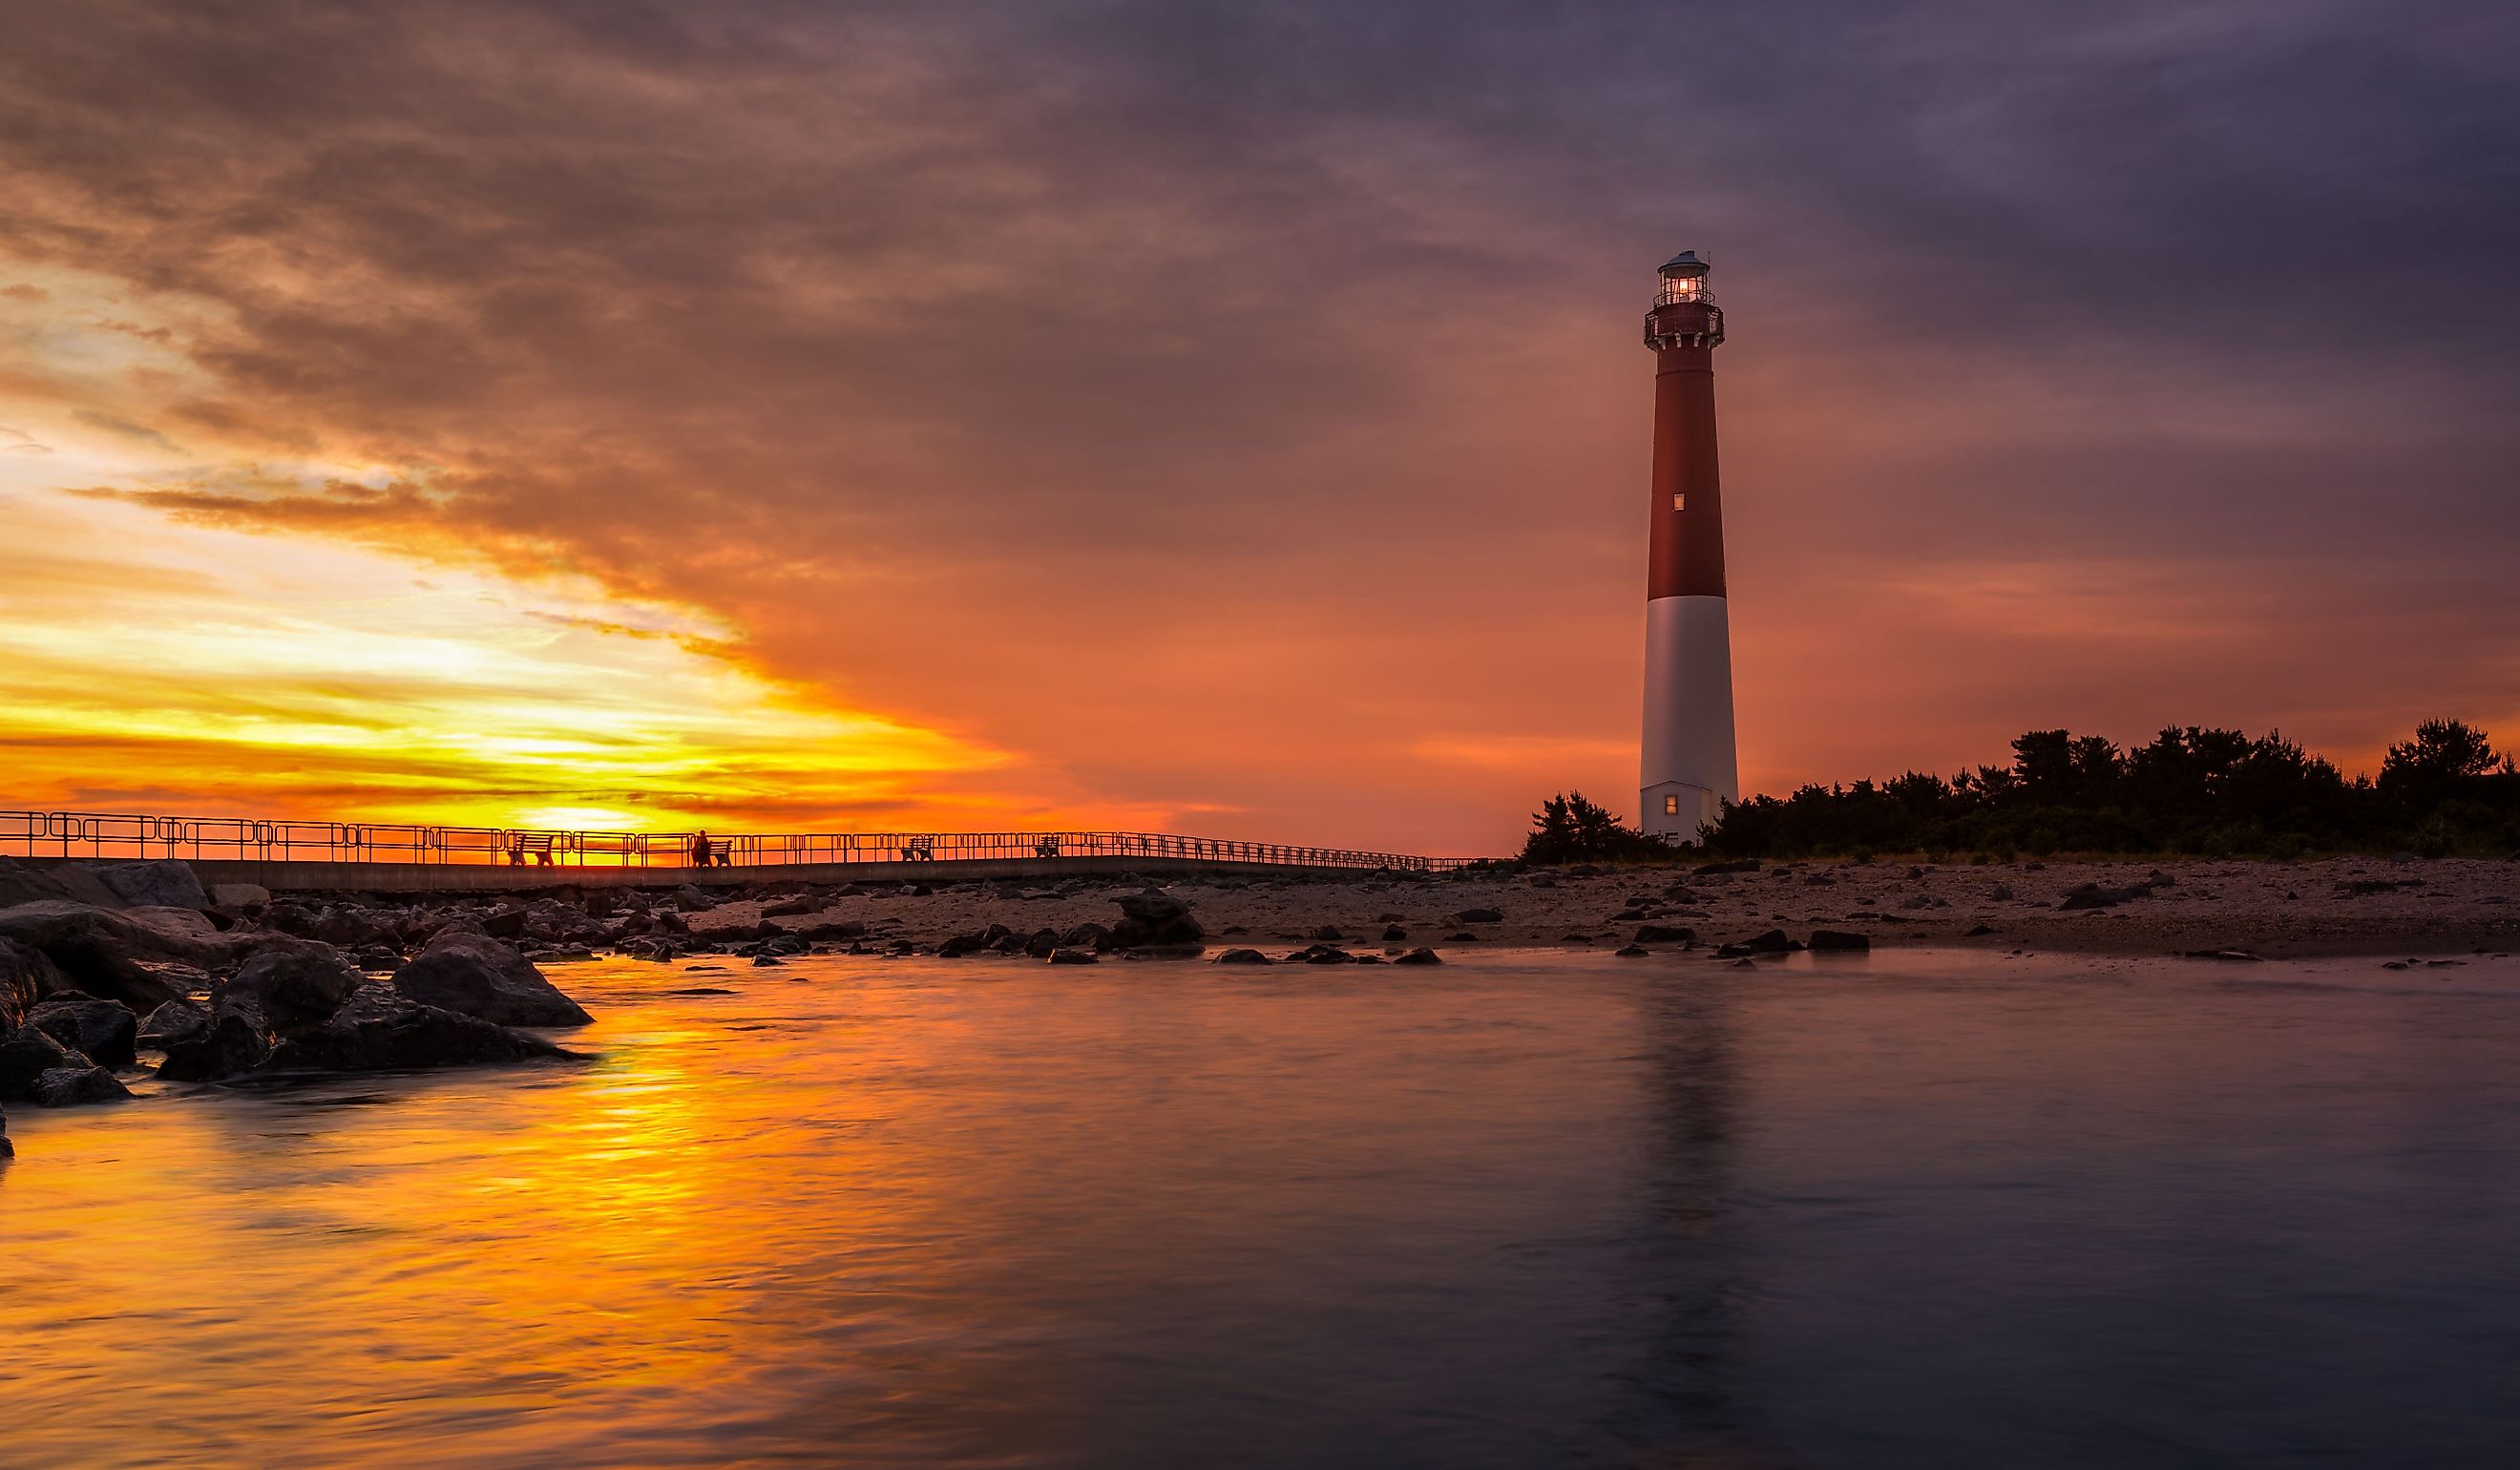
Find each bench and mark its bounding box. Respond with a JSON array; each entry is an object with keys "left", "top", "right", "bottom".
[
  {"left": 508, "top": 833, "right": 556, "bottom": 867},
  {"left": 707, "top": 840, "right": 733, "bottom": 867},
  {"left": 900, "top": 835, "right": 935, "bottom": 861},
  {"left": 1034, "top": 837, "right": 1060, "bottom": 858}
]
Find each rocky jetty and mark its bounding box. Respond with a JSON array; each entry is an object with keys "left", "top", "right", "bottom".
[{"left": 0, "top": 868, "right": 599, "bottom": 1124}]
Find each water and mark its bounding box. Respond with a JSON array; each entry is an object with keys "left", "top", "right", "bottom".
[{"left": 7, "top": 948, "right": 2519, "bottom": 1468}]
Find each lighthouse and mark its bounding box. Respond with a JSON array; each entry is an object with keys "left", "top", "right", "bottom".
[{"left": 1638, "top": 250, "right": 1738, "bottom": 842}]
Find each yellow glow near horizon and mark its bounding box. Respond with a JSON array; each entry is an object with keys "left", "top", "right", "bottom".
[{"left": 0, "top": 481, "right": 1018, "bottom": 830}]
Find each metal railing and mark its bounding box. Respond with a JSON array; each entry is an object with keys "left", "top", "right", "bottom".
[{"left": 0, "top": 809, "right": 1487, "bottom": 873}]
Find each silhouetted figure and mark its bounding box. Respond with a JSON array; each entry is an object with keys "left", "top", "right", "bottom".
[{"left": 689, "top": 830, "right": 711, "bottom": 868}]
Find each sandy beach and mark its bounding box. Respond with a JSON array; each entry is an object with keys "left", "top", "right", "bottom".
[{"left": 640, "top": 855, "right": 2520, "bottom": 962}]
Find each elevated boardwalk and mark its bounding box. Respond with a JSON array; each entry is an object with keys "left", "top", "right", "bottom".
[{"left": 5, "top": 809, "right": 1489, "bottom": 894}]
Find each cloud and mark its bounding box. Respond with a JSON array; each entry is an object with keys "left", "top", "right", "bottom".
[
  {"left": 0, "top": 0, "right": 2515, "bottom": 850},
  {"left": 68, "top": 409, "right": 182, "bottom": 451}
]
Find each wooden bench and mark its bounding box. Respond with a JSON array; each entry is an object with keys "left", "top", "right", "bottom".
[
  {"left": 508, "top": 833, "right": 556, "bottom": 867},
  {"left": 900, "top": 835, "right": 935, "bottom": 861},
  {"left": 706, "top": 840, "right": 733, "bottom": 867}
]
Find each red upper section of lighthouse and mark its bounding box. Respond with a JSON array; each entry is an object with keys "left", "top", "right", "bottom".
[{"left": 1645, "top": 254, "right": 1727, "bottom": 601}]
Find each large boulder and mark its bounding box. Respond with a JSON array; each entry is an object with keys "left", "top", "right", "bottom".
[
  {"left": 264, "top": 985, "right": 580, "bottom": 1075},
  {"left": 89, "top": 860, "right": 211, "bottom": 911},
  {"left": 26, "top": 995, "right": 138, "bottom": 1069},
  {"left": 1109, "top": 890, "right": 1206, "bottom": 950},
  {"left": 392, "top": 932, "right": 591, "bottom": 1027},
  {"left": 208, "top": 882, "right": 271, "bottom": 911},
  {"left": 0, "top": 901, "right": 226, "bottom": 1012},
  {"left": 0, "top": 1026, "right": 90, "bottom": 1100},
  {"left": 138, "top": 996, "right": 211, "bottom": 1049},
  {"left": 0, "top": 856, "right": 123, "bottom": 909},
  {"left": 0, "top": 937, "right": 61, "bottom": 1032},
  {"left": 156, "top": 1009, "right": 273, "bottom": 1082},
  {"left": 33, "top": 1065, "right": 132, "bottom": 1106},
  {"left": 219, "top": 939, "right": 365, "bottom": 1037}
]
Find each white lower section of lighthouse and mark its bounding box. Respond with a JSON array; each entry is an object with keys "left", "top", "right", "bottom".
[{"left": 1639, "top": 594, "right": 1738, "bottom": 842}]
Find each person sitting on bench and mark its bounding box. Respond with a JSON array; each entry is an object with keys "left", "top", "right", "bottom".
[{"left": 689, "top": 830, "right": 712, "bottom": 867}]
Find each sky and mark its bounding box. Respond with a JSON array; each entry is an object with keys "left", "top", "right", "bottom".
[{"left": 1, "top": 0, "right": 2515, "bottom": 853}]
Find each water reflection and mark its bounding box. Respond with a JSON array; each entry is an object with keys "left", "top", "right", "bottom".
[{"left": 6, "top": 949, "right": 2520, "bottom": 1467}]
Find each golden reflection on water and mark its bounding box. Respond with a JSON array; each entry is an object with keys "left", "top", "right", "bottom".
[{"left": 0, "top": 956, "right": 1653, "bottom": 1468}]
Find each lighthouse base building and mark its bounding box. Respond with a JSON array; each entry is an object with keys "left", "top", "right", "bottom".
[{"left": 1637, "top": 250, "right": 1739, "bottom": 844}]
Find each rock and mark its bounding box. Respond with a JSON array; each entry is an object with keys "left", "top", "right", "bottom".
[
  {"left": 1110, "top": 890, "right": 1206, "bottom": 950},
  {"left": 1714, "top": 929, "right": 1803, "bottom": 958},
  {"left": 27, "top": 995, "right": 139, "bottom": 1069},
  {"left": 1290, "top": 943, "right": 1354, "bottom": 965},
  {"left": 1061, "top": 922, "right": 1113, "bottom": 950},
  {"left": 0, "top": 902, "right": 196, "bottom": 1012},
  {"left": 220, "top": 939, "right": 367, "bottom": 1037},
  {"left": 751, "top": 955, "right": 784, "bottom": 966},
  {"left": 0, "top": 937, "right": 60, "bottom": 1032},
  {"left": 1444, "top": 931, "right": 1480, "bottom": 942},
  {"left": 796, "top": 918, "right": 868, "bottom": 941},
  {"left": 33, "top": 1066, "right": 131, "bottom": 1105},
  {"left": 263, "top": 985, "right": 580, "bottom": 1075},
  {"left": 1380, "top": 925, "right": 1409, "bottom": 941},
  {"left": 1695, "top": 860, "right": 1761, "bottom": 876},
  {"left": 1615, "top": 944, "right": 1650, "bottom": 957},
  {"left": 1963, "top": 924, "right": 1996, "bottom": 937},
  {"left": 938, "top": 925, "right": 1013, "bottom": 958},
  {"left": 2057, "top": 881, "right": 2158, "bottom": 911},
  {"left": 1214, "top": 949, "right": 1272, "bottom": 965},
  {"left": 139, "top": 997, "right": 210, "bottom": 1049},
  {"left": 157, "top": 1009, "right": 274, "bottom": 1082},
  {"left": 209, "top": 882, "right": 272, "bottom": 911},
  {"left": 1310, "top": 925, "right": 1346, "bottom": 941},
  {"left": 2183, "top": 950, "right": 2264, "bottom": 962},
  {"left": 1450, "top": 908, "right": 1504, "bottom": 924},
  {"left": 1634, "top": 924, "right": 1697, "bottom": 944},
  {"left": 1988, "top": 885, "right": 2015, "bottom": 901},
  {"left": 0, "top": 856, "right": 124, "bottom": 909},
  {"left": 1807, "top": 931, "right": 1871, "bottom": 953},
  {"left": 392, "top": 932, "right": 592, "bottom": 1027},
  {"left": 1047, "top": 948, "right": 1098, "bottom": 965},
  {"left": 762, "top": 895, "right": 825, "bottom": 918},
  {"left": 0, "top": 1102, "right": 10, "bottom": 1158},
  {"left": 88, "top": 860, "right": 211, "bottom": 911},
  {"left": 1392, "top": 947, "right": 1442, "bottom": 965},
  {"left": 0, "top": 1027, "right": 90, "bottom": 1100}
]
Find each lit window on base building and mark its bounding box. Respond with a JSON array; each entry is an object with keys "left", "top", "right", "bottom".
[
  {"left": 1664, "top": 794, "right": 1680, "bottom": 815},
  {"left": 1672, "top": 494, "right": 1686, "bottom": 511}
]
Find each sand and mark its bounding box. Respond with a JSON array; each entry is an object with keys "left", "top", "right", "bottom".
[{"left": 692, "top": 856, "right": 2520, "bottom": 962}]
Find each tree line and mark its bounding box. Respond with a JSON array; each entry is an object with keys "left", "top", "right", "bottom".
[{"left": 1522, "top": 720, "right": 2520, "bottom": 863}]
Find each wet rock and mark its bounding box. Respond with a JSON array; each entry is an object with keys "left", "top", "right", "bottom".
[
  {"left": 1964, "top": 924, "right": 1997, "bottom": 937},
  {"left": 2183, "top": 949, "right": 2265, "bottom": 962},
  {"left": 89, "top": 860, "right": 211, "bottom": 912},
  {"left": 1450, "top": 908, "right": 1504, "bottom": 924},
  {"left": 1392, "top": 947, "right": 1442, "bottom": 965},
  {"left": 220, "top": 939, "right": 366, "bottom": 1037},
  {"left": 0, "top": 1027, "right": 91, "bottom": 1100},
  {"left": 1047, "top": 948, "right": 1098, "bottom": 965},
  {"left": 938, "top": 925, "right": 1013, "bottom": 958},
  {"left": 1290, "top": 943, "right": 1354, "bottom": 965},
  {"left": 1060, "top": 922, "right": 1112, "bottom": 950},
  {"left": 1379, "top": 924, "right": 1409, "bottom": 941},
  {"left": 2058, "top": 881, "right": 2159, "bottom": 911},
  {"left": 751, "top": 954, "right": 784, "bottom": 966},
  {"left": 392, "top": 932, "right": 592, "bottom": 1027},
  {"left": 0, "top": 902, "right": 194, "bottom": 1013},
  {"left": 1615, "top": 944, "right": 1650, "bottom": 957},
  {"left": 138, "top": 996, "right": 210, "bottom": 1049},
  {"left": 157, "top": 1009, "right": 273, "bottom": 1082},
  {"left": 0, "top": 856, "right": 125, "bottom": 909},
  {"left": 263, "top": 985, "right": 580, "bottom": 1075},
  {"left": 34, "top": 1065, "right": 131, "bottom": 1105},
  {"left": 795, "top": 918, "right": 868, "bottom": 941},
  {"left": 1807, "top": 931, "right": 1871, "bottom": 953},
  {"left": 1310, "top": 925, "right": 1346, "bottom": 941},
  {"left": 209, "top": 882, "right": 272, "bottom": 911},
  {"left": 1214, "top": 948, "right": 1272, "bottom": 965},
  {"left": 1110, "top": 890, "right": 1206, "bottom": 950},
  {"left": 1444, "top": 931, "right": 1480, "bottom": 942},
  {"left": 0, "top": 936, "right": 59, "bottom": 1032},
  {"left": 27, "top": 995, "right": 138, "bottom": 1069},
  {"left": 1023, "top": 928, "right": 1061, "bottom": 958},
  {"left": 1633, "top": 924, "right": 1697, "bottom": 944}
]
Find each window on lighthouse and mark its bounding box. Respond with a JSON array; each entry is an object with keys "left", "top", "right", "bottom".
[
  {"left": 1672, "top": 494, "right": 1686, "bottom": 511},
  {"left": 1664, "top": 795, "right": 1680, "bottom": 815}
]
